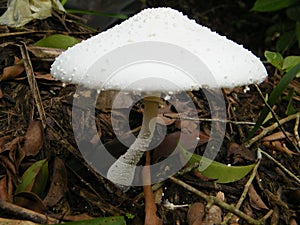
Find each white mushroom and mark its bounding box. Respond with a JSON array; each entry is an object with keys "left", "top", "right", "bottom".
[{"left": 50, "top": 7, "right": 267, "bottom": 189}]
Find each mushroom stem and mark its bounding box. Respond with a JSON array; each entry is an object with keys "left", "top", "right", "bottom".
[{"left": 107, "top": 95, "right": 161, "bottom": 190}]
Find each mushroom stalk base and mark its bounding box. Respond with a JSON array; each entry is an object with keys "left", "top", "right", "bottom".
[{"left": 107, "top": 96, "right": 160, "bottom": 190}]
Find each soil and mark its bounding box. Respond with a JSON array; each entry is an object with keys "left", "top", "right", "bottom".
[{"left": 0, "top": 1, "right": 299, "bottom": 225}]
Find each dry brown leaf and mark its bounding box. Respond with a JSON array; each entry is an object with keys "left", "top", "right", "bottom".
[
  {"left": 1, "top": 136, "right": 22, "bottom": 154},
  {"left": 23, "top": 120, "right": 44, "bottom": 156},
  {"left": 61, "top": 213, "right": 95, "bottom": 221},
  {"left": 14, "top": 191, "right": 48, "bottom": 214},
  {"left": 248, "top": 184, "right": 269, "bottom": 210},
  {"left": 27, "top": 46, "right": 63, "bottom": 58},
  {"left": 0, "top": 135, "right": 11, "bottom": 153},
  {"left": 9, "top": 142, "right": 25, "bottom": 172},
  {"left": 154, "top": 187, "right": 163, "bottom": 204},
  {"left": 187, "top": 202, "right": 204, "bottom": 225},
  {"left": 157, "top": 114, "right": 176, "bottom": 126},
  {"left": 290, "top": 218, "right": 298, "bottom": 225},
  {"left": 263, "top": 131, "right": 293, "bottom": 141},
  {"left": 262, "top": 141, "right": 297, "bottom": 155},
  {"left": 0, "top": 175, "right": 9, "bottom": 201},
  {"left": 1, "top": 62, "right": 25, "bottom": 81},
  {"left": 43, "top": 158, "right": 68, "bottom": 207},
  {"left": 153, "top": 131, "right": 210, "bottom": 163},
  {"left": 227, "top": 142, "right": 256, "bottom": 164}
]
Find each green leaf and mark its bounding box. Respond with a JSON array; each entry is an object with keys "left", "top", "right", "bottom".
[
  {"left": 248, "top": 63, "right": 300, "bottom": 138},
  {"left": 252, "top": 0, "right": 298, "bottom": 12},
  {"left": 284, "top": 89, "right": 297, "bottom": 115},
  {"left": 296, "top": 22, "right": 300, "bottom": 47},
  {"left": 286, "top": 5, "right": 300, "bottom": 21},
  {"left": 179, "top": 143, "right": 255, "bottom": 183},
  {"left": 15, "top": 159, "right": 48, "bottom": 197},
  {"left": 52, "top": 216, "right": 126, "bottom": 225},
  {"left": 61, "top": 0, "right": 67, "bottom": 6},
  {"left": 34, "top": 34, "right": 79, "bottom": 50},
  {"left": 264, "top": 51, "right": 284, "bottom": 70},
  {"left": 283, "top": 56, "right": 300, "bottom": 70},
  {"left": 66, "top": 9, "right": 128, "bottom": 19},
  {"left": 276, "top": 31, "right": 296, "bottom": 52}
]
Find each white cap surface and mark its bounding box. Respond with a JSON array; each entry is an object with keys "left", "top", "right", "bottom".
[{"left": 51, "top": 7, "right": 267, "bottom": 92}]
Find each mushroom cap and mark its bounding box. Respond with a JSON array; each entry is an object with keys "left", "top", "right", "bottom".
[{"left": 51, "top": 7, "right": 267, "bottom": 92}]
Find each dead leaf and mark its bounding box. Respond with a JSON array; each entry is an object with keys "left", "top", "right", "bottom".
[
  {"left": 0, "top": 135, "right": 11, "bottom": 153},
  {"left": 14, "top": 191, "right": 48, "bottom": 213},
  {"left": 0, "top": 87, "right": 3, "bottom": 98},
  {"left": 43, "top": 158, "right": 68, "bottom": 207},
  {"left": 262, "top": 141, "right": 297, "bottom": 155},
  {"left": 0, "top": 175, "right": 10, "bottom": 201},
  {"left": 1, "top": 136, "right": 22, "bottom": 154},
  {"left": 187, "top": 202, "right": 204, "bottom": 225},
  {"left": 263, "top": 131, "right": 293, "bottom": 141},
  {"left": 157, "top": 114, "right": 176, "bottom": 126},
  {"left": 227, "top": 142, "right": 256, "bottom": 164},
  {"left": 1, "top": 59, "right": 25, "bottom": 81},
  {"left": 154, "top": 187, "right": 163, "bottom": 204},
  {"left": 9, "top": 142, "right": 25, "bottom": 172},
  {"left": 248, "top": 184, "right": 269, "bottom": 210},
  {"left": 23, "top": 121, "right": 44, "bottom": 156},
  {"left": 27, "top": 46, "right": 63, "bottom": 58},
  {"left": 61, "top": 213, "right": 95, "bottom": 221},
  {"left": 153, "top": 131, "right": 210, "bottom": 163}
]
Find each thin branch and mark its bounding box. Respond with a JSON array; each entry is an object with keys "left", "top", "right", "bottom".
[
  {"left": 245, "top": 112, "right": 300, "bottom": 148},
  {"left": 0, "top": 200, "right": 58, "bottom": 224},
  {"left": 20, "top": 42, "right": 47, "bottom": 128},
  {"left": 169, "top": 176, "right": 265, "bottom": 225},
  {"left": 163, "top": 113, "right": 256, "bottom": 125}
]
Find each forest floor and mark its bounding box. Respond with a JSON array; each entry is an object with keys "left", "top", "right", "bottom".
[{"left": 0, "top": 0, "right": 299, "bottom": 225}]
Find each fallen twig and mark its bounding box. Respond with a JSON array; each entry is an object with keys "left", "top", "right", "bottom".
[
  {"left": 245, "top": 112, "right": 300, "bottom": 148},
  {"left": 169, "top": 176, "right": 266, "bottom": 225},
  {"left": 20, "top": 42, "right": 47, "bottom": 128},
  {"left": 163, "top": 113, "right": 256, "bottom": 125},
  {"left": 0, "top": 200, "right": 58, "bottom": 224},
  {"left": 222, "top": 148, "right": 263, "bottom": 224}
]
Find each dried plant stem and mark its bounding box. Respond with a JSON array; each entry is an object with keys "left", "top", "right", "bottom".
[
  {"left": 163, "top": 113, "right": 256, "bottom": 125},
  {"left": 245, "top": 112, "right": 300, "bottom": 148},
  {"left": 169, "top": 176, "right": 265, "bottom": 225},
  {"left": 20, "top": 43, "right": 47, "bottom": 128},
  {"left": 143, "top": 151, "right": 162, "bottom": 225},
  {"left": 0, "top": 200, "right": 58, "bottom": 224}
]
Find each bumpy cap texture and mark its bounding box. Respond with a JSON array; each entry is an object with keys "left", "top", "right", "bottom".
[{"left": 51, "top": 7, "right": 267, "bottom": 92}]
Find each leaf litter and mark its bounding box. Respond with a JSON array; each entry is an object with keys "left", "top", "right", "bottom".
[{"left": 0, "top": 1, "right": 299, "bottom": 225}]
